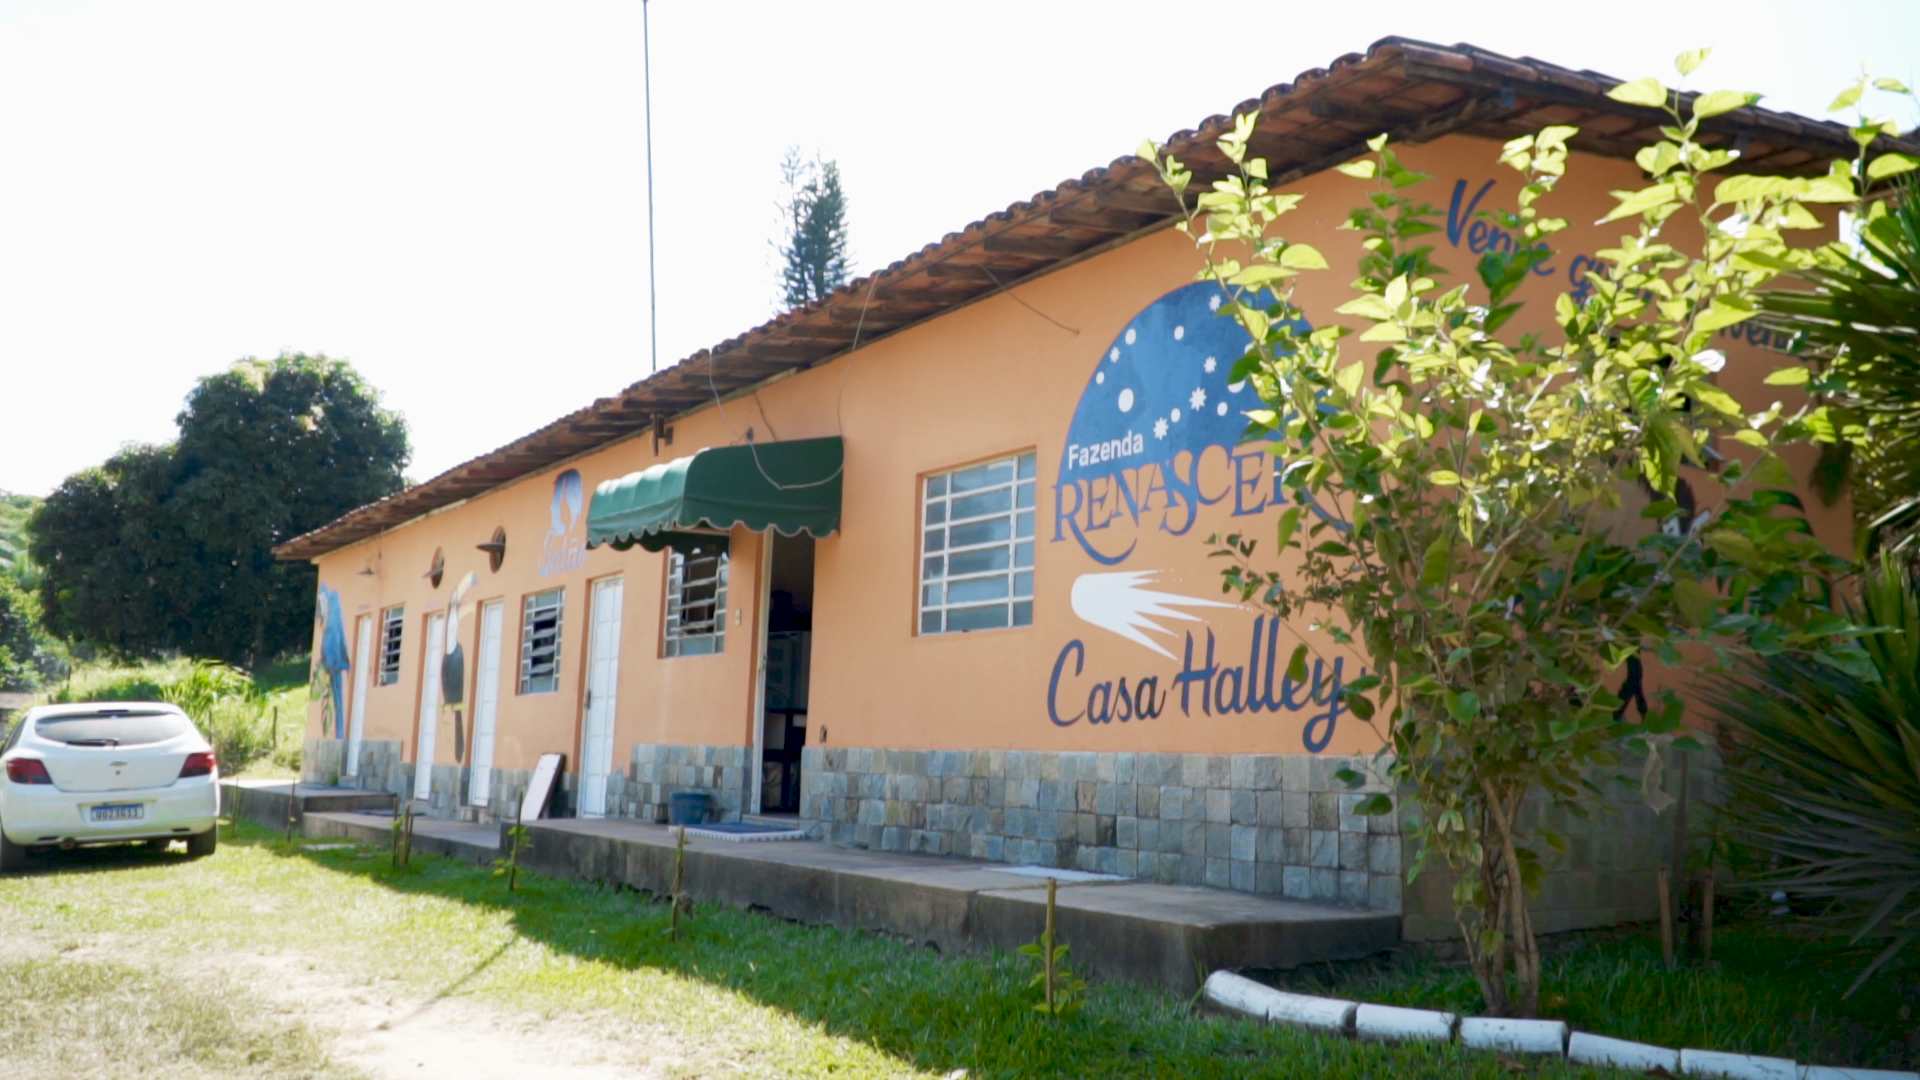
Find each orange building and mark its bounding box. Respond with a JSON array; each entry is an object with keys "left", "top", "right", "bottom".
[{"left": 279, "top": 39, "right": 1872, "bottom": 938}]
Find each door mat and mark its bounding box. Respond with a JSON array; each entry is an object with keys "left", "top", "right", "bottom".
[{"left": 678, "top": 822, "right": 809, "bottom": 843}]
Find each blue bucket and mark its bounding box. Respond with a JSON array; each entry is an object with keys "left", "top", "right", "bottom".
[{"left": 668, "top": 791, "right": 710, "bottom": 826}]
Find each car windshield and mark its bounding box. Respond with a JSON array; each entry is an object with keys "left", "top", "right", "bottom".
[{"left": 33, "top": 710, "right": 192, "bottom": 748}]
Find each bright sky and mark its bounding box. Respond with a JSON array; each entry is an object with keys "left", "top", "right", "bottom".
[{"left": 3, "top": 1, "right": 1916, "bottom": 496}]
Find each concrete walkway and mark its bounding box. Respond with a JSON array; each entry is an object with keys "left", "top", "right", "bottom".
[{"left": 257, "top": 804, "right": 1396, "bottom": 993}]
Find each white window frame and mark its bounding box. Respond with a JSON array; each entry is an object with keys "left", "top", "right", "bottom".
[
  {"left": 377, "top": 605, "right": 405, "bottom": 685},
  {"left": 918, "top": 451, "right": 1035, "bottom": 635},
  {"left": 664, "top": 546, "right": 728, "bottom": 657},
  {"left": 518, "top": 588, "right": 564, "bottom": 695}
]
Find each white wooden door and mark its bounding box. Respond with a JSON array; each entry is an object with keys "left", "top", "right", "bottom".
[
  {"left": 413, "top": 612, "right": 446, "bottom": 802},
  {"left": 468, "top": 600, "right": 504, "bottom": 806},
  {"left": 346, "top": 615, "right": 373, "bottom": 779},
  {"left": 578, "top": 577, "right": 623, "bottom": 817}
]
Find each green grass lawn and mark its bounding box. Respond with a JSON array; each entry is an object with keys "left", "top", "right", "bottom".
[
  {"left": 0, "top": 956, "right": 352, "bottom": 1079},
  {"left": 0, "top": 826, "right": 1635, "bottom": 1080},
  {"left": 1265, "top": 921, "right": 1920, "bottom": 1070}
]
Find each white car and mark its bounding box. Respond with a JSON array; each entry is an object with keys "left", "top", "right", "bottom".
[{"left": 0, "top": 702, "right": 220, "bottom": 870}]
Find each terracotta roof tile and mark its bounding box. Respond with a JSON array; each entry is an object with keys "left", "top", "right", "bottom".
[{"left": 274, "top": 36, "right": 1919, "bottom": 562}]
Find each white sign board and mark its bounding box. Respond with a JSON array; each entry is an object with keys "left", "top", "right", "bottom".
[{"left": 520, "top": 753, "right": 563, "bottom": 823}]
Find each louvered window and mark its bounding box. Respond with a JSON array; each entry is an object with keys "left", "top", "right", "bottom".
[
  {"left": 518, "top": 588, "right": 564, "bottom": 694},
  {"left": 664, "top": 547, "right": 727, "bottom": 657},
  {"left": 378, "top": 606, "right": 405, "bottom": 685},
  {"left": 919, "top": 452, "right": 1035, "bottom": 634}
]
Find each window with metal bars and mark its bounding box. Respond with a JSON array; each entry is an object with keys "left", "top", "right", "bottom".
[
  {"left": 377, "top": 606, "right": 405, "bottom": 685},
  {"left": 664, "top": 547, "right": 727, "bottom": 657},
  {"left": 518, "top": 588, "right": 564, "bottom": 694},
  {"left": 919, "top": 451, "right": 1035, "bottom": 634}
]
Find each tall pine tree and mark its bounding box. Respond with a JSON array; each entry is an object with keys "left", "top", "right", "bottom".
[{"left": 776, "top": 148, "right": 850, "bottom": 309}]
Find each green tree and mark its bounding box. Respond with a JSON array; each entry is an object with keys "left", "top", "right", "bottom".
[
  {"left": 1761, "top": 176, "right": 1920, "bottom": 550},
  {"left": 0, "top": 576, "right": 64, "bottom": 691},
  {"left": 31, "top": 354, "right": 408, "bottom": 666},
  {"left": 0, "top": 492, "right": 38, "bottom": 583},
  {"left": 30, "top": 443, "right": 184, "bottom": 657},
  {"left": 1141, "top": 49, "right": 1893, "bottom": 1016},
  {"left": 776, "top": 148, "right": 851, "bottom": 309}
]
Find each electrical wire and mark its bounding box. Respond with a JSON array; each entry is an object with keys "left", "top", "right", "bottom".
[
  {"left": 704, "top": 247, "right": 1077, "bottom": 492},
  {"left": 704, "top": 272, "right": 879, "bottom": 491},
  {"left": 976, "top": 263, "right": 1080, "bottom": 336}
]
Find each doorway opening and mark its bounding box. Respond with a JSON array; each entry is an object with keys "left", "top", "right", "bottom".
[{"left": 759, "top": 532, "right": 813, "bottom": 815}]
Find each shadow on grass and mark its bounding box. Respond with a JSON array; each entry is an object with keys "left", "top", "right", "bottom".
[
  {"left": 6, "top": 841, "right": 204, "bottom": 879},
  {"left": 234, "top": 828, "right": 1621, "bottom": 1080}
]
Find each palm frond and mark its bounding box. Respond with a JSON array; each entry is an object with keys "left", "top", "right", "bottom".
[{"left": 1710, "top": 554, "right": 1920, "bottom": 995}]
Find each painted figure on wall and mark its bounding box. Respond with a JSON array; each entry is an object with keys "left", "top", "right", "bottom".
[
  {"left": 441, "top": 571, "right": 479, "bottom": 761},
  {"left": 311, "top": 584, "right": 351, "bottom": 738},
  {"left": 539, "top": 469, "right": 587, "bottom": 576}
]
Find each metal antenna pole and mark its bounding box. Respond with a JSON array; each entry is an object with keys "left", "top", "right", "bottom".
[{"left": 643, "top": 0, "right": 658, "bottom": 373}]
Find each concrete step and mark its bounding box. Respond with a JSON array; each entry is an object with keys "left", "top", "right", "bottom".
[
  {"left": 523, "top": 817, "right": 1398, "bottom": 994},
  {"left": 299, "top": 810, "right": 500, "bottom": 865},
  {"left": 222, "top": 779, "right": 396, "bottom": 830},
  {"left": 266, "top": 805, "right": 1398, "bottom": 995}
]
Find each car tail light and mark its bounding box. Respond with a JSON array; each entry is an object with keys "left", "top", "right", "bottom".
[
  {"left": 179, "top": 751, "right": 216, "bottom": 779},
  {"left": 5, "top": 758, "right": 52, "bottom": 785}
]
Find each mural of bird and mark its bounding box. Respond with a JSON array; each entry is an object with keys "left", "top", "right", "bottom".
[
  {"left": 441, "top": 571, "right": 479, "bottom": 762},
  {"left": 316, "top": 585, "right": 351, "bottom": 738}
]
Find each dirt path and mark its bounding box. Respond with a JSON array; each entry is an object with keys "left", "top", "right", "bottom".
[
  {"left": 240, "top": 952, "right": 669, "bottom": 1080},
  {"left": 22, "top": 929, "right": 682, "bottom": 1079}
]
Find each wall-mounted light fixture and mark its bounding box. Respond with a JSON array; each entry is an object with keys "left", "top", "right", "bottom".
[{"left": 476, "top": 527, "right": 507, "bottom": 573}]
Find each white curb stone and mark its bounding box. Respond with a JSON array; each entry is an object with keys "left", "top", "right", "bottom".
[
  {"left": 1801, "top": 1068, "right": 1920, "bottom": 1080},
  {"left": 1681, "top": 1048, "right": 1800, "bottom": 1080},
  {"left": 1261, "top": 990, "right": 1357, "bottom": 1033},
  {"left": 1567, "top": 1032, "right": 1682, "bottom": 1073},
  {"left": 1201, "top": 972, "right": 1272, "bottom": 1021},
  {"left": 1199, "top": 972, "right": 1356, "bottom": 1033},
  {"left": 1354, "top": 1003, "right": 1457, "bottom": 1043},
  {"left": 1459, "top": 1017, "right": 1569, "bottom": 1055}
]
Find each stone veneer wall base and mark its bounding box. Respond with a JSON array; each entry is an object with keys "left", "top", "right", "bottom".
[
  {"left": 800, "top": 745, "right": 1721, "bottom": 929},
  {"left": 798, "top": 747, "right": 1403, "bottom": 911}
]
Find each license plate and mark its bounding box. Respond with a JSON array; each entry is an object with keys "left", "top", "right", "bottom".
[{"left": 90, "top": 804, "right": 144, "bottom": 823}]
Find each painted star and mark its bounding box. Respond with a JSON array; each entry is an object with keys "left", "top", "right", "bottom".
[
  {"left": 1153, "top": 417, "right": 1168, "bottom": 439},
  {"left": 1189, "top": 387, "right": 1207, "bottom": 410}
]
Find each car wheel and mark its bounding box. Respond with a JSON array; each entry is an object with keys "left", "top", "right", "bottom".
[
  {"left": 186, "top": 829, "right": 217, "bottom": 859},
  {"left": 0, "top": 832, "right": 28, "bottom": 873}
]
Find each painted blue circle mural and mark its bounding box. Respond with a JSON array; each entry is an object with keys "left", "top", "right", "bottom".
[{"left": 1059, "top": 282, "right": 1303, "bottom": 487}]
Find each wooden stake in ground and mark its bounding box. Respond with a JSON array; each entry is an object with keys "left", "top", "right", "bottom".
[
  {"left": 666, "top": 825, "right": 693, "bottom": 941},
  {"left": 392, "top": 801, "right": 416, "bottom": 869},
  {"left": 1657, "top": 867, "right": 1675, "bottom": 972},
  {"left": 507, "top": 802, "right": 525, "bottom": 892},
  {"left": 1701, "top": 871, "right": 1715, "bottom": 964},
  {"left": 285, "top": 778, "right": 298, "bottom": 844},
  {"left": 1043, "top": 877, "right": 1059, "bottom": 1015}
]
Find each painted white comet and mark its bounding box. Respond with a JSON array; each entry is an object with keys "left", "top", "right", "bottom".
[{"left": 1070, "top": 570, "right": 1243, "bottom": 660}]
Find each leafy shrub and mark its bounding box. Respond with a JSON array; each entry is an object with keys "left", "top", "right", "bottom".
[
  {"left": 39, "top": 659, "right": 186, "bottom": 704},
  {"left": 160, "top": 661, "right": 271, "bottom": 780},
  {"left": 1710, "top": 555, "right": 1920, "bottom": 994}
]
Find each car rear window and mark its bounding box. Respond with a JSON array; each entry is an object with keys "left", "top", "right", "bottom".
[{"left": 33, "top": 711, "right": 192, "bottom": 747}]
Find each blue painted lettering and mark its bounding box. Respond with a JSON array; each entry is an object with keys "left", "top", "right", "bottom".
[
  {"left": 1048, "top": 641, "right": 1087, "bottom": 727},
  {"left": 1175, "top": 630, "right": 1218, "bottom": 716},
  {"left": 1232, "top": 449, "right": 1269, "bottom": 517}
]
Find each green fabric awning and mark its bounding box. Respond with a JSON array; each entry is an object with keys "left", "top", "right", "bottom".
[{"left": 585, "top": 437, "right": 843, "bottom": 553}]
